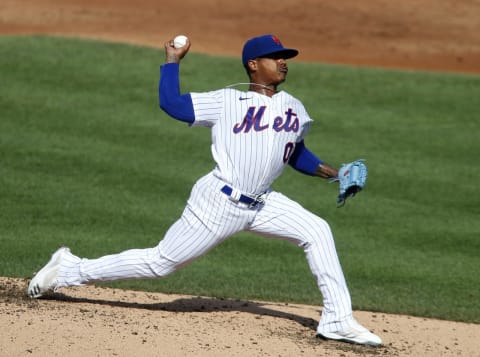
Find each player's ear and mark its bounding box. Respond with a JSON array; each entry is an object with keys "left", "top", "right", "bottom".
[{"left": 247, "top": 59, "right": 258, "bottom": 72}]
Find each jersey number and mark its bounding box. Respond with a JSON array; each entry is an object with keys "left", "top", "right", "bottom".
[{"left": 283, "top": 142, "right": 295, "bottom": 163}]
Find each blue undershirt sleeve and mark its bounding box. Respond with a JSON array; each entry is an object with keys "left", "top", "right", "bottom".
[
  {"left": 288, "top": 140, "right": 323, "bottom": 176},
  {"left": 159, "top": 63, "right": 195, "bottom": 123}
]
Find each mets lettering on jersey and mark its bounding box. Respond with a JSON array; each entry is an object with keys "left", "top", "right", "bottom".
[
  {"left": 190, "top": 88, "right": 313, "bottom": 194},
  {"left": 233, "top": 106, "right": 300, "bottom": 134}
]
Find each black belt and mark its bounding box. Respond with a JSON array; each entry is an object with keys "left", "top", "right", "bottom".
[{"left": 221, "top": 185, "right": 262, "bottom": 206}]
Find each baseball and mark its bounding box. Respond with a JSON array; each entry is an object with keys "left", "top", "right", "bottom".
[{"left": 173, "top": 35, "right": 188, "bottom": 49}]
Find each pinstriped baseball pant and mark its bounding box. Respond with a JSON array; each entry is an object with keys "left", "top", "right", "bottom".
[{"left": 58, "top": 172, "right": 354, "bottom": 332}]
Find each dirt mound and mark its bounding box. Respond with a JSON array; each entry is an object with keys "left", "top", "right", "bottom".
[{"left": 2, "top": 277, "right": 479, "bottom": 356}]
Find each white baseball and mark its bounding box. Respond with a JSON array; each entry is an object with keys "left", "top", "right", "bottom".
[{"left": 173, "top": 35, "right": 188, "bottom": 49}]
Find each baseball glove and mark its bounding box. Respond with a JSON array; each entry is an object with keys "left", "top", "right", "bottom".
[{"left": 336, "top": 159, "right": 368, "bottom": 206}]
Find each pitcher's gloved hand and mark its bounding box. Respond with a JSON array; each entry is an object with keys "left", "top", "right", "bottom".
[{"left": 336, "top": 160, "right": 368, "bottom": 207}]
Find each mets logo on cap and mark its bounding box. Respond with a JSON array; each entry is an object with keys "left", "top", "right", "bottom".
[{"left": 271, "top": 35, "right": 282, "bottom": 45}]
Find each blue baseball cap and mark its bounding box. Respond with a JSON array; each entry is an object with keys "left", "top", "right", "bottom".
[{"left": 242, "top": 34, "right": 298, "bottom": 66}]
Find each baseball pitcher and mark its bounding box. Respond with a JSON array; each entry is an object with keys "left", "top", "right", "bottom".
[{"left": 28, "top": 34, "right": 380, "bottom": 346}]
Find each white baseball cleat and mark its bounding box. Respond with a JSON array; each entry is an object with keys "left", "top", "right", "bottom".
[
  {"left": 317, "top": 319, "right": 382, "bottom": 346},
  {"left": 28, "top": 247, "right": 70, "bottom": 298}
]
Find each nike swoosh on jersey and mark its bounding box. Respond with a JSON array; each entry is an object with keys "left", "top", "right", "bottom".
[{"left": 239, "top": 97, "right": 252, "bottom": 101}]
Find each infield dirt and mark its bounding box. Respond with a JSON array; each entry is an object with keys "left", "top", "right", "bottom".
[{"left": 1, "top": 1, "right": 479, "bottom": 356}]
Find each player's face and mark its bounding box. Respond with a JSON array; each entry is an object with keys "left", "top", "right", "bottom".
[{"left": 254, "top": 54, "right": 288, "bottom": 85}]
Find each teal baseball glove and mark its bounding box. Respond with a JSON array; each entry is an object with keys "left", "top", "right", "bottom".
[{"left": 336, "top": 160, "right": 368, "bottom": 206}]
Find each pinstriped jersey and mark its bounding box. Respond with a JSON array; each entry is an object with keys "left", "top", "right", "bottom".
[{"left": 190, "top": 88, "right": 313, "bottom": 195}]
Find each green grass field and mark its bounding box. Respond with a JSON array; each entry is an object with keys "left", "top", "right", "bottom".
[{"left": 1, "top": 36, "right": 479, "bottom": 323}]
